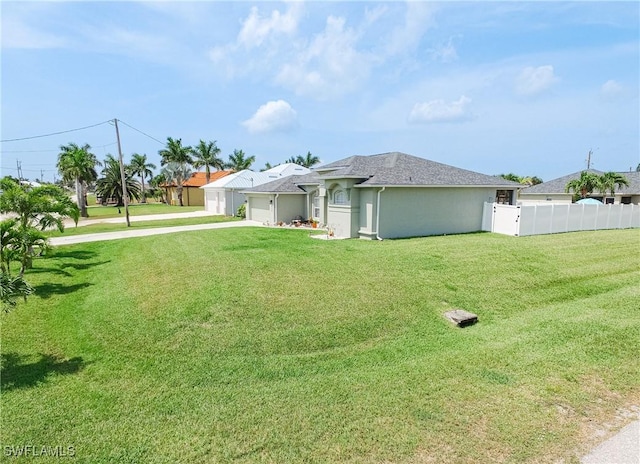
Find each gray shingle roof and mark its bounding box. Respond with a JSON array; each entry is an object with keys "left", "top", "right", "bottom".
[
  {"left": 317, "top": 152, "right": 520, "bottom": 187},
  {"left": 521, "top": 170, "right": 640, "bottom": 195},
  {"left": 242, "top": 172, "right": 320, "bottom": 193}
]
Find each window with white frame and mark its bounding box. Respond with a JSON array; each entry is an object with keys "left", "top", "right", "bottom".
[
  {"left": 333, "top": 189, "right": 347, "bottom": 205},
  {"left": 312, "top": 191, "right": 320, "bottom": 218}
]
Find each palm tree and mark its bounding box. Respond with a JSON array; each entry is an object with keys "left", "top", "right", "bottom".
[
  {"left": 226, "top": 149, "right": 255, "bottom": 171},
  {"left": 159, "top": 137, "right": 193, "bottom": 168},
  {"left": 56, "top": 142, "right": 100, "bottom": 218},
  {"left": 0, "top": 177, "right": 79, "bottom": 234},
  {"left": 95, "top": 155, "right": 141, "bottom": 207},
  {"left": 261, "top": 162, "right": 276, "bottom": 171},
  {"left": 129, "top": 153, "right": 156, "bottom": 203},
  {"left": 149, "top": 173, "right": 168, "bottom": 203},
  {"left": 297, "top": 151, "right": 320, "bottom": 168},
  {"left": 0, "top": 177, "right": 78, "bottom": 278},
  {"left": 191, "top": 140, "right": 224, "bottom": 184},
  {"left": 498, "top": 173, "right": 522, "bottom": 183},
  {"left": 599, "top": 172, "right": 629, "bottom": 196},
  {"left": 160, "top": 162, "right": 192, "bottom": 207},
  {"left": 1, "top": 272, "right": 34, "bottom": 311},
  {"left": 565, "top": 171, "right": 602, "bottom": 199}
]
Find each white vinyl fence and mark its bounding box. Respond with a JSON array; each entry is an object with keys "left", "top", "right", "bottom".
[{"left": 482, "top": 202, "right": 640, "bottom": 237}]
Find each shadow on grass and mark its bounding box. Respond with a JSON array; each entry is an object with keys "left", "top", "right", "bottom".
[
  {"left": 34, "top": 282, "right": 93, "bottom": 299},
  {"left": 49, "top": 250, "right": 97, "bottom": 260},
  {"left": 1, "top": 353, "right": 88, "bottom": 391},
  {"left": 59, "top": 260, "right": 111, "bottom": 271},
  {"left": 23, "top": 266, "right": 73, "bottom": 277}
]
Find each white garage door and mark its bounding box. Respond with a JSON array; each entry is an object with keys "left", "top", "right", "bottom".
[
  {"left": 249, "top": 196, "right": 272, "bottom": 223},
  {"left": 205, "top": 190, "right": 223, "bottom": 214}
]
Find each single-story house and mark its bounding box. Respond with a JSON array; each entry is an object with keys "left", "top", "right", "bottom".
[
  {"left": 201, "top": 164, "right": 310, "bottom": 216},
  {"left": 519, "top": 170, "right": 640, "bottom": 205},
  {"left": 243, "top": 152, "right": 520, "bottom": 239},
  {"left": 164, "top": 171, "right": 232, "bottom": 206}
]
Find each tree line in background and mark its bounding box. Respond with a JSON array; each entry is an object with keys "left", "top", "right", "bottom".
[
  {"left": 564, "top": 171, "right": 629, "bottom": 199},
  {"left": 498, "top": 173, "right": 544, "bottom": 186},
  {"left": 53, "top": 138, "right": 321, "bottom": 211}
]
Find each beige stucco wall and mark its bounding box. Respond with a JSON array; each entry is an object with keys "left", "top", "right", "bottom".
[
  {"left": 518, "top": 193, "right": 573, "bottom": 205},
  {"left": 276, "top": 195, "right": 306, "bottom": 223},
  {"left": 325, "top": 179, "right": 362, "bottom": 238},
  {"left": 182, "top": 187, "right": 204, "bottom": 206},
  {"left": 376, "top": 187, "right": 503, "bottom": 239}
]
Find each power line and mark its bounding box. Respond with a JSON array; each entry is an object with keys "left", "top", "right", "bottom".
[
  {"left": 117, "top": 119, "right": 165, "bottom": 146},
  {"left": 0, "top": 120, "right": 112, "bottom": 143},
  {"left": 1, "top": 142, "right": 118, "bottom": 154}
]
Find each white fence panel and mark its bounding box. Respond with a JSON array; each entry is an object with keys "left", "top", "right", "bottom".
[
  {"left": 551, "top": 204, "right": 570, "bottom": 234},
  {"left": 567, "top": 205, "right": 584, "bottom": 232},
  {"left": 518, "top": 205, "right": 537, "bottom": 236},
  {"left": 492, "top": 203, "right": 520, "bottom": 236},
  {"left": 487, "top": 203, "right": 639, "bottom": 236}
]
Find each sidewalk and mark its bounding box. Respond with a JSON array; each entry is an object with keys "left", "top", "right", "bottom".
[
  {"left": 64, "top": 209, "right": 218, "bottom": 227},
  {"left": 581, "top": 420, "right": 639, "bottom": 464},
  {"left": 51, "top": 220, "right": 265, "bottom": 246}
]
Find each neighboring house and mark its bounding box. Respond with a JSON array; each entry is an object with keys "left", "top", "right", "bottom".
[
  {"left": 165, "top": 171, "right": 232, "bottom": 206},
  {"left": 201, "top": 164, "right": 310, "bottom": 216},
  {"left": 243, "top": 152, "right": 520, "bottom": 239},
  {"left": 519, "top": 170, "right": 640, "bottom": 205}
]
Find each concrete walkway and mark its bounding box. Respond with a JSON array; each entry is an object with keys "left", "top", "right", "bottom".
[
  {"left": 51, "top": 219, "right": 264, "bottom": 246},
  {"left": 64, "top": 209, "right": 218, "bottom": 228},
  {"left": 581, "top": 420, "right": 639, "bottom": 464}
]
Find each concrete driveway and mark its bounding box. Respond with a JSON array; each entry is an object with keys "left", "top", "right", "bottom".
[{"left": 581, "top": 420, "right": 639, "bottom": 464}]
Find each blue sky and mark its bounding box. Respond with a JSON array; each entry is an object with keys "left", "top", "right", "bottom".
[{"left": 2, "top": 1, "right": 638, "bottom": 183}]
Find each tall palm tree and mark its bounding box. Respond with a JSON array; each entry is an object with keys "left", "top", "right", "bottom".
[
  {"left": 226, "top": 149, "right": 255, "bottom": 172},
  {"left": 56, "top": 142, "right": 100, "bottom": 218},
  {"left": 565, "top": 171, "right": 602, "bottom": 199},
  {"left": 129, "top": 153, "right": 156, "bottom": 203},
  {"left": 191, "top": 140, "right": 224, "bottom": 184},
  {"left": 95, "top": 155, "right": 141, "bottom": 207},
  {"left": 159, "top": 137, "right": 193, "bottom": 168},
  {"left": 160, "top": 162, "right": 192, "bottom": 207},
  {"left": 599, "top": 172, "right": 629, "bottom": 196}
]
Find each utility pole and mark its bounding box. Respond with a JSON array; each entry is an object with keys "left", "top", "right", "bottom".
[
  {"left": 586, "top": 149, "right": 592, "bottom": 170},
  {"left": 114, "top": 118, "right": 131, "bottom": 227}
]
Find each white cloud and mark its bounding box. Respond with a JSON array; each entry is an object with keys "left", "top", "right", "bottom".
[
  {"left": 408, "top": 96, "right": 472, "bottom": 123},
  {"left": 2, "top": 19, "right": 66, "bottom": 49},
  {"left": 385, "top": 2, "right": 435, "bottom": 56},
  {"left": 276, "top": 15, "right": 374, "bottom": 99},
  {"left": 430, "top": 36, "right": 460, "bottom": 63},
  {"left": 238, "top": 4, "right": 301, "bottom": 49},
  {"left": 515, "top": 65, "right": 558, "bottom": 96},
  {"left": 242, "top": 100, "right": 298, "bottom": 134},
  {"left": 601, "top": 79, "right": 623, "bottom": 97}
]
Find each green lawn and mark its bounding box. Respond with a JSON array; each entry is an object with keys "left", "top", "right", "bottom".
[
  {"left": 2, "top": 228, "right": 639, "bottom": 463},
  {"left": 84, "top": 203, "right": 203, "bottom": 219}
]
